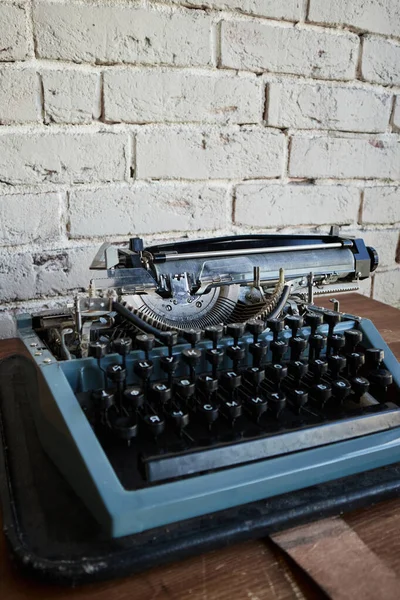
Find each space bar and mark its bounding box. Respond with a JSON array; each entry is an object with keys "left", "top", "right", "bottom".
[{"left": 143, "top": 409, "right": 400, "bottom": 483}]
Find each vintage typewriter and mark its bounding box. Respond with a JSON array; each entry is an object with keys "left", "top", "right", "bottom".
[{"left": 1, "top": 229, "right": 400, "bottom": 582}]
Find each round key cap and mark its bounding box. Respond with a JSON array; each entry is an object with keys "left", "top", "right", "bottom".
[
  {"left": 344, "top": 329, "right": 363, "bottom": 352},
  {"left": 183, "top": 328, "right": 203, "bottom": 347},
  {"left": 106, "top": 363, "right": 126, "bottom": 383},
  {"left": 289, "top": 336, "right": 307, "bottom": 360},
  {"left": 246, "top": 395, "right": 268, "bottom": 419},
  {"left": 246, "top": 319, "right": 265, "bottom": 340},
  {"left": 206, "top": 347, "right": 224, "bottom": 367},
  {"left": 285, "top": 314, "right": 304, "bottom": 336},
  {"left": 365, "top": 348, "right": 384, "bottom": 369},
  {"left": 220, "top": 398, "right": 242, "bottom": 421},
  {"left": 182, "top": 347, "right": 202, "bottom": 368},
  {"left": 89, "top": 341, "right": 108, "bottom": 359},
  {"left": 110, "top": 414, "right": 137, "bottom": 442},
  {"left": 323, "top": 310, "right": 341, "bottom": 335},
  {"left": 175, "top": 378, "right": 196, "bottom": 398},
  {"left": 136, "top": 333, "right": 155, "bottom": 353},
  {"left": 244, "top": 366, "right": 265, "bottom": 387},
  {"left": 197, "top": 374, "right": 219, "bottom": 394},
  {"left": 92, "top": 389, "right": 114, "bottom": 411},
  {"left": 369, "top": 368, "right": 393, "bottom": 389},
  {"left": 123, "top": 386, "right": 144, "bottom": 410},
  {"left": 249, "top": 341, "right": 267, "bottom": 366},
  {"left": 204, "top": 324, "right": 224, "bottom": 347},
  {"left": 347, "top": 352, "right": 365, "bottom": 375},
  {"left": 143, "top": 413, "right": 165, "bottom": 436},
  {"left": 134, "top": 359, "right": 154, "bottom": 380},
  {"left": 289, "top": 388, "right": 308, "bottom": 411},
  {"left": 305, "top": 312, "right": 323, "bottom": 334},
  {"left": 309, "top": 334, "right": 327, "bottom": 358},
  {"left": 309, "top": 359, "right": 328, "bottom": 381},
  {"left": 221, "top": 370, "right": 242, "bottom": 391},
  {"left": 160, "top": 354, "right": 180, "bottom": 375},
  {"left": 328, "top": 334, "right": 345, "bottom": 354},
  {"left": 168, "top": 408, "right": 189, "bottom": 431},
  {"left": 288, "top": 359, "right": 308, "bottom": 381},
  {"left": 351, "top": 376, "right": 370, "bottom": 399},
  {"left": 267, "top": 390, "right": 286, "bottom": 417},
  {"left": 328, "top": 354, "right": 347, "bottom": 377},
  {"left": 270, "top": 339, "right": 288, "bottom": 363},
  {"left": 311, "top": 382, "right": 332, "bottom": 406},
  {"left": 266, "top": 363, "right": 288, "bottom": 384},
  {"left": 112, "top": 337, "right": 132, "bottom": 356},
  {"left": 226, "top": 323, "right": 246, "bottom": 343},
  {"left": 198, "top": 402, "right": 219, "bottom": 425},
  {"left": 266, "top": 317, "right": 284, "bottom": 340},
  {"left": 226, "top": 344, "right": 246, "bottom": 363},
  {"left": 151, "top": 382, "right": 172, "bottom": 404},
  {"left": 332, "top": 378, "right": 352, "bottom": 402}
]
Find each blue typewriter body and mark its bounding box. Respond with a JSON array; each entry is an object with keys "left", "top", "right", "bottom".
[{"left": 13, "top": 232, "right": 400, "bottom": 538}]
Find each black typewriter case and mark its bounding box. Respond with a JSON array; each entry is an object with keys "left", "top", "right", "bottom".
[{"left": 1, "top": 352, "right": 400, "bottom": 586}]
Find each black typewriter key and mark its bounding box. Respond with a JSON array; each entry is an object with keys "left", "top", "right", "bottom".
[
  {"left": 365, "top": 348, "right": 385, "bottom": 370},
  {"left": 309, "top": 359, "right": 328, "bottom": 382},
  {"left": 328, "top": 334, "right": 345, "bottom": 355},
  {"left": 198, "top": 402, "right": 219, "bottom": 427},
  {"left": 197, "top": 374, "right": 219, "bottom": 395},
  {"left": 305, "top": 312, "right": 323, "bottom": 335},
  {"left": 289, "top": 336, "right": 307, "bottom": 361},
  {"left": 92, "top": 389, "right": 114, "bottom": 412},
  {"left": 226, "top": 323, "right": 246, "bottom": 345},
  {"left": 246, "top": 318, "right": 265, "bottom": 342},
  {"left": 249, "top": 341, "right": 267, "bottom": 368},
  {"left": 204, "top": 324, "right": 224, "bottom": 348},
  {"left": 183, "top": 328, "right": 203, "bottom": 348},
  {"left": 123, "top": 386, "right": 144, "bottom": 410},
  {"left": 266, "top": 363, "right": 288, "bottom": 384},
  {"left": 143, "top": 413, "right": 165, "bottom": 437},
  {"left": 288, "top": 388, "right": 308, "bottom": 412},
  {"left": 109, "top": 414, "right": 138, "bottom": 444},
  {"left": 266, "top": 317, "right": 284, "bottom": 341},
  {"left": 107, "top": 363, "right": 126, "bottom": 383},
  {"left": 270, "top": 339, "right": 288, "bottom": 364},
  {"left": 369, "top": 368, "right": 393, "bottom": 395},
  {"left": 288, "top": 359, "right": 308, "bottom": 382},
  {"left": 308, "top": 334, "right": 327, "bottom": 361},
  {"left": 134, "top": 359, "right": 154, "bottom": 383},
  {"left": 323, "top": 310, "right": 341, "bottom": 336},
  {"left": 182, "top": 347, "right": 202, "bottom": 381},
  {"left": 347, "top": 352, "right": 365, "bottom": 376},
  {"left": 285, "top": 314, "right": 304, "bottom": 337},
  {"left": 89, "top": 341, "right": 108, "bottom": 359},
  {"left": 135, "top": 333, "right": 155, "bottom": 360},
  {"left": 160, "top": 355, "right": 180, "bottom": 388},
  {"left": 245, "top": 395, "right": 268, "bottom": 420},
  {"left": 163, "top": 330, "right": 178, "bottom": 352},
  {"left": 112, "top": 337, "right": 132, "bottom": 357},
  {"left": 311, "top": 382, "right": 332, "bottom": 407},
  {"left": 344, "top": 329, "right": 363, "bottom": 353},
  {"left": 167, "top": 408, "right": 189, "bottom": 434},
  {"left": 351, "top": 376, "right": 370, "bottom": 400},
  {"left": 244, "top": 366, "right": 265, "bottom": 388},
  {"left": 151, "top": 382, "right": 172, "bottom": 404},
  {"left": 331, "top": 379, "right": 352, "bottom": 403},
  {"left": 175, "top": 377, "right": 196, "bottom": 399},
  {"left": 328, "top": 354, "right": 347, "bottom": 378},
  {"left": 220, "top": 398, "right": 242, "bottom": 422},
  {"left": 226, "top": 344, "right": 246, "bottom": 369},
  {"left": 267, "top": 390, "right": 286, "bottom": 417},
  {"left": 206, "top": 347, "right": 224, "bottom": 379},
  {"left": 221, "top": 370, "right": 242, "bottom": 391}
]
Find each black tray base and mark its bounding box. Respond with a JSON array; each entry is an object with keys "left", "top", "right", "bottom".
[{"left": 1, "top": 353, "right": 400, "bottom": 586}]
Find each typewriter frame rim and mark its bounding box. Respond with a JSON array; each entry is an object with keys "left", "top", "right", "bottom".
[{"left": 15, "top": 314, "right": 400, "bottom": 539}]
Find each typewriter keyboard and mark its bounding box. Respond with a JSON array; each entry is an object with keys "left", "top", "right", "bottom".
[{"left": 75, "top": 310, "right": 399, "bottom": 490}]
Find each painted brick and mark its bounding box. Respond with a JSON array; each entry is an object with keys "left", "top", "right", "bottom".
[
  {"left": 220, "top": 21, "right": 358, "bottom": 79},
  {"left": 235, "top": 184, "right": 359, "bottom": 227},
  {"left": 104, "top": 69, "right": 261, "bottom": 124},
  {"left": 363, "top": 187, "right": 400, "bottom": 224},
  {"left": 137, "top": 127, "right": 284, "bottom": 179},
  {"left": 289, "top": 135, "right": 400, "bottom": 179},
  {"left": 0, "top": 311, "right": 17, "bottom": 339},
  {"left": 362, "top": 36, "right": 400, "bottom": 86},
  {"left": 41, "top": 69, "right": 101, "bottom": 124},
  {"left": 166, "top": 0, "right": 302, "bottom": 19},
  {"left": 0, "top": 131, "right": 127, "bottom": 184},
  {"left": 0, "top": 2, "right": 30, "bottom": 61},
  {"left": 0, "top": 193, "right": 62, "bottom": 245},
  {"left": 69, "top": 183, "right": 229, "bottom": 237},
  {"left": 308, "top": 0, "right": 400, "bottom": 37},
  {"left": 34, "top": 1, "right": 211, "bottom": 66},
  {"left": 33, "top": 246, "right": 96, "bottom": 296},
  {"left": 0, "top": 68, "right": 40, "bottom": 124},
  {"left": 268, "top": 81, "right": 392, "bottom": 133},
  {"left": 373, "top": 269, "right": 400, "bottom": 307},
  {"left": 0, "top": 251, "right": 35, "bottom": 302}
]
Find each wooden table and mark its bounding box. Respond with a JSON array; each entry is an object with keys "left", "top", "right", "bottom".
[{"left": 1, "top": 294, "right": 399, "bottom": 600}]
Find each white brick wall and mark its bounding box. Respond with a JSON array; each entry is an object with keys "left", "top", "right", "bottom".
[{"left": 0, "top": 0, "right": 399, "bottom": 336}]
